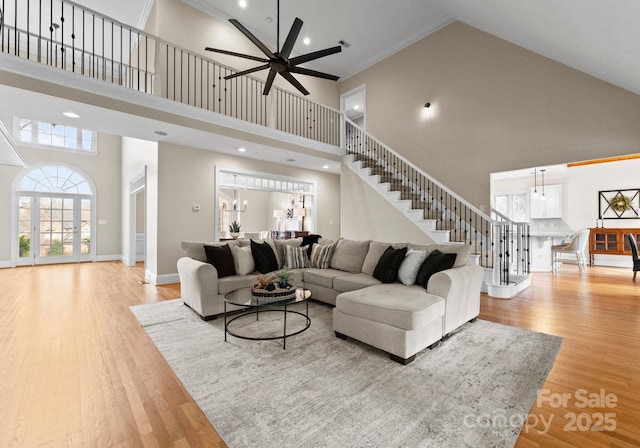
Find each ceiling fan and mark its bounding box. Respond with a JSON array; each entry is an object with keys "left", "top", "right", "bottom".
[{"left": 205, "top": 0, "right": 342, "bottom": 96}]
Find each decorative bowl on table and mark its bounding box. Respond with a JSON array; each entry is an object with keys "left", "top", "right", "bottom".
[{"left": 251, "top": 284, "right": 296, "bottom": 301}]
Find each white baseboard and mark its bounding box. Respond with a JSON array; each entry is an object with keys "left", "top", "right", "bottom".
[
  {"left": 96, "top": 255, "right": 123, "bottom": 262},
  {"left": 0, "top": 260, "right": 12, "bottom": 268},
  {"left": 144, "top": 270, "right": 179, "bottom": 285},
  {"left": 592, "top": 255, "right": 632, "bottom": 268}
]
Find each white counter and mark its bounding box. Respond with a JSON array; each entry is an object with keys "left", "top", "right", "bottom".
[{"left": 530, "top": 233, "right": 572, "bottom": 272}]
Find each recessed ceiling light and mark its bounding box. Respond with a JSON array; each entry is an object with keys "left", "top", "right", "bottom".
[
  {"left": 353, "top": 105, "right": 359, "bottom": 110},
  {"left": 154, "top": 130, "right": 168, "bottom": 136},
  {"left": 63, "top": 111, "right": 80, "bottom": 118},
  {"left": 303, "top": 37, "right": 311, "bottom": 45},
  {"left": 238, "top": 147, "right": 246, "bottom": 152},
  {"left": 286, "top": 158, "right": 296, "bottom": 162},
  {"left": 323, "top": 165, "right": 330, "bottom": 169},
  {"left": 239, "top": 0, "right": 247, "bottom": 8},
  {"left": 265, "top": 17, "right": 273, "bottom": 23}
]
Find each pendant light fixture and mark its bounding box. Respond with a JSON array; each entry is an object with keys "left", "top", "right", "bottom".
[
  {"left": 533, "top": 168, "right": 538, "bottom": 198},
  {"left": 540, "top": 169, "right": 546, "bottom": 200}
]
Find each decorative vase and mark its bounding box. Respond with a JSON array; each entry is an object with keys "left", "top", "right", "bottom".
[{"left": 231, "top": 232, "right": 240, "bottom": 239}]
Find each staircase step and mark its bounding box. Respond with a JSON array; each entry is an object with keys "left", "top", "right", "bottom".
[{"left": 429, "top": 230, "right": 451, "bottom": 244}]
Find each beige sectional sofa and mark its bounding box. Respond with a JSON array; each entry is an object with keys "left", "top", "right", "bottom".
[{"left": 177, "top": 237, "right": 484, "bottom": 364}]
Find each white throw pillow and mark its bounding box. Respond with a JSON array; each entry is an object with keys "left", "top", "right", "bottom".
[
  {"left": 397, "top": 249, "right": 428, "bottom": 285},
  {"left": 233, "top": 245, "right": 256, "bottom": 275}
]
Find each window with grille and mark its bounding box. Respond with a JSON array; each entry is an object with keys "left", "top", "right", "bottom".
[{"left": 17, "top": 118, "right": 97, "bottom": 153}]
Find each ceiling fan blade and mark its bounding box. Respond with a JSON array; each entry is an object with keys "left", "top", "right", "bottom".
[
  {"left": 229, "top": 18, "right": 274, "bottom": 59},
  {"left": 280, "top": 71, "right": 310, "bottom": 96},
  {"left": 289, "top": 46, "right": 342, "bottom": 66},
  {"left": 289, "top": 66, "right": 340, "bottom": 81},
  {"left": 280, "top": 18, "right": 303, "bottom": 59},
  {"left": 263, "top": 68, "right": 278, "bottom": 95},
  {"left": 224, "top": 64, "right": 271, "bottom": 80},
  {"left": 205, "top": 47, "right": 270, "bottom": 63}
]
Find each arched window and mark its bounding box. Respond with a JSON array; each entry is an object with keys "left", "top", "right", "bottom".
[
  {"left": 18, "top": 164, "right": 93, "bottom": 194},
  {"left": 15, "top": 164, "right": 95, "bottom": 265}
]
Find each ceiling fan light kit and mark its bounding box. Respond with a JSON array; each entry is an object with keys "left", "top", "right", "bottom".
[{"left": 205, "top": 0, "right": 341, "bottom": 96}]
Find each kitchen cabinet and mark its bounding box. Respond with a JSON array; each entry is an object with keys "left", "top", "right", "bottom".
[{"left": 529, "top": 185, "right": 562, "bottom": 218}]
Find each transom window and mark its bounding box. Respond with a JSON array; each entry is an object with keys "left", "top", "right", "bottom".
[
  {"left": 17, "top": 118, "right": 97, "bottom": 152},
  {"left": 18, "top": 165, "right": 93, "bottom": 194}
]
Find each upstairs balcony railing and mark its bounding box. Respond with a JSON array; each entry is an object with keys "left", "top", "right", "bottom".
[{"left": 0, "top": 0, "right": 341, "bottom": 146}]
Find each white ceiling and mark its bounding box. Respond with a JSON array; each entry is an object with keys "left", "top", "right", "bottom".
[{"left": 172, "top": 0, "right": 640, "bottom": 95}]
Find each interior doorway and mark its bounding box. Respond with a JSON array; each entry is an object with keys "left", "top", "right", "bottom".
[
  {"left": 341, "top": 85, "right": 366, "bottom": 129},
  {"left": 128, "top": 167, "right": 146, "bottom": 269}
]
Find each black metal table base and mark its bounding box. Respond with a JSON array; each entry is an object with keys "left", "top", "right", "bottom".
[{"left": 224, "top": 301, "right": 310, "bottom": 349}]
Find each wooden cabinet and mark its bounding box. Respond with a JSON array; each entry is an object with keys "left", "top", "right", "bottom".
[
  {"left": 589, "top": 228, "right": 640, "bottom": 265},
  {"left": 529, "top": 185, "right": 562, "bottom": 218}
]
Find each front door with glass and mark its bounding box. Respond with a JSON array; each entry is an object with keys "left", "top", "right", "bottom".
[{"left": 17, "top": 193, "right": 92, "bottom": 265}]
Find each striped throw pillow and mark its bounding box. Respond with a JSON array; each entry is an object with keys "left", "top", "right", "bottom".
[
  {"left": 310, "top": 242, "right": 336, "bottom": 269},
  {"left": 284, "top": 244, "right": 311, "bottom": 269}
]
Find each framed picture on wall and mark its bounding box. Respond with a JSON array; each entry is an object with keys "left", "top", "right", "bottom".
[{"left": 598, "top": 189, "right": 640, "bottom": 219}]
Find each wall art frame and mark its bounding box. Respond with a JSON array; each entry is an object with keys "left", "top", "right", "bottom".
[{"left": 598, "top": 189, "right": 640, "bottom": 219}]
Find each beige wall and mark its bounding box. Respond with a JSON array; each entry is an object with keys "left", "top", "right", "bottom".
[
  {"left": 340, "top": 22, "right": 640, "bottom": 210},
  {"left": 150, "top": 0, "right": 340, "bottom": 109},
  {"left": 156, "top": 142, "right": 340, "bottom": 276},
  {"left": 0, "top": 129, "right": 122, "bottom": 264},
  {"left": 340, "top": 167, "right": 436, "bottom": 245}
]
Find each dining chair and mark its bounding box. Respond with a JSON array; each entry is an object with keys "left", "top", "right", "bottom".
[
  {"left": 551, "top": 229, "right": 590, "bottom": 274},
  {"left": 626, "top": 234, "right": 640, "bottom": 281}
]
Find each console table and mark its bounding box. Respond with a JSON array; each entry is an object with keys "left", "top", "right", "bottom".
[
  {"left": 589, "top": 228, "right": 640, "bottom": 265},
  {"left": 271, "top": 231, "right": 309, "bottom": 239}
]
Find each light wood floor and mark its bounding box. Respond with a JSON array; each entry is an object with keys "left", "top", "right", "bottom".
[{"left": 1, "top": 262, "right": 639, "bottom": 447}]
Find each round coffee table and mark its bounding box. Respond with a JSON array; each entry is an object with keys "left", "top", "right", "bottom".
[{"left": 224, "top": 287, "right": 311, "bottom": 349}]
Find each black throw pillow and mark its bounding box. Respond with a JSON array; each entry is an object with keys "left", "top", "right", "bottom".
[
  {"left": 373, "top": 246, "right": 408, "bottom": 283},
  {"left": 251, "top": 239, "right": 279, "bottom": 274},
  {"left": 302, "top": 234, "right": 322, "bottom": 258},
  {"left": 204, "top": 244, "right": 236, "bottom": 278},
  {"left": 416, "top": 249, "right": 457, "bottom": 288}
]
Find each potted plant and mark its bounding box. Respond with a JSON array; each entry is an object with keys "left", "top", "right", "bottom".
[
  {"left": 278, "top": 266, "right": 292, "bottom": 288},
  {"left": 229, "top": 221, "right": 241, "bottom": 239}
]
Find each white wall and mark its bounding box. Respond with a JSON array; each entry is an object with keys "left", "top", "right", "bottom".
[{"left": 493, "top": 158, "right": 640, "bottom": 266}]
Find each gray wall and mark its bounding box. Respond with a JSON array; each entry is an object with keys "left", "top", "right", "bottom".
[{"left": 340, "top": 21, "right": 640, "bottom": 211}]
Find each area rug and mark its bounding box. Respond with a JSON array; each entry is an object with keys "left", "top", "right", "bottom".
[{"left": 130, "top": 299, "right": 562, "bottom": 448}]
